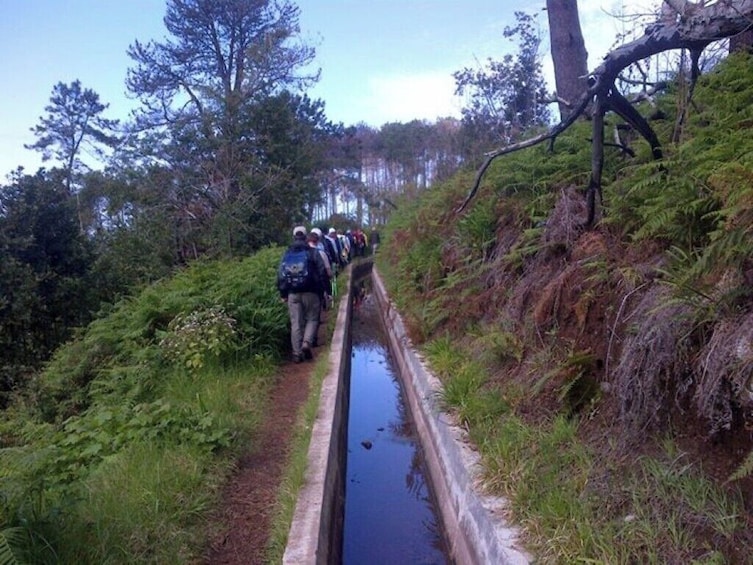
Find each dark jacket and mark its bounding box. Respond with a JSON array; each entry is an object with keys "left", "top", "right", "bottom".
[
  {"left": 277, "top": 239, "right": 328, "bottom": 298},
  {"left": 322, "top": 236, "right": 342, "bottom": 268}
]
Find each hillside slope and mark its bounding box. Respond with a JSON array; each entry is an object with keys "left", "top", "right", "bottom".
[{"left": 378, "top": 53, "right": 753, "bottom": 562}]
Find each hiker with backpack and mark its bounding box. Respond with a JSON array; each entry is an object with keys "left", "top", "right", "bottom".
[
  {"left": 353, "top": 228, "right": 367, "bottom": 257},
  {"left": 317, "top": 227, "right": 340, "bottom": 274},
  {"left": 308, "top": 229, "right": 333, "bottom": 344},
  {"left": 307, "top": 229, "right": 332, "bottom": 281},
  {"left": 277, "top": 226, "right": 329, "bottom": 363},
  {"left": 325, "top": 228, "right": 346, "bottom": 269}
]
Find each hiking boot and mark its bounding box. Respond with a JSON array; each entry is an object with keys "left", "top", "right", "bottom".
[
  {"left": 292, "top": 353, "right": 303, "bottom": 363},
  {"left": 302, "top": 342, "right": 313, "bottom": 360}
]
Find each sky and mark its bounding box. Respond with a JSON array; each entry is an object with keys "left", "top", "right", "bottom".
[{"left": 0, "top": 0, "right": 656, "bottom": 180}]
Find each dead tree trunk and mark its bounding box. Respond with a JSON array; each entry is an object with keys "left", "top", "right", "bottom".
[{"left": 546, "top": 0, "right": 589, "bottom": 121}]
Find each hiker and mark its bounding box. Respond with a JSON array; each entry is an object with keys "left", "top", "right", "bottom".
[
  {"left": 311, "top": 227, "right": 337, "bottom": 271},
  {"left": 353, "top": 228, "right": 367, "bottom": 257},
  {"left": 326, "top": 228, "right": 346, "bottom": 269},
  {"left": 308, "top": 229, "right": 332, "bottom": 281},
  {"left": 370, "top": 227, "right": 381, "bottom": 255},
  {"left": 337, "top": 229, "right": 351, "bottom": 263},
  {"left": 320, "top": 227, "right": 341, "bottom": 272},
  {"left": 307, "top": 228, "right": 333, "bottom": 346},
  {"left": 277, "top": 226, "right": 328, "bottom": 363},
  {"left": 345, "top": 229, "right": 355, "bottom": 259}
]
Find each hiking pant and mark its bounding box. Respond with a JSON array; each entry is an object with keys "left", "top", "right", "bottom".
[{"left": 288, "top": 291, "right": 321, "bottom": 356}]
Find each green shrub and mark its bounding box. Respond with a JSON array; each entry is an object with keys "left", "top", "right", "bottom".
[
  {"left": 28, "top": 247, "right": 287, "bottom": 422},
  {"left": 0, "top": 246, "right": 289, "bottom": 562},
  {"left": 159, "top": 306, "right": 238, "bottom": 373}
]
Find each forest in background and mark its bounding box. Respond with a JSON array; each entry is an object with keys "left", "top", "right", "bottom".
[{"left": 0, "top": 2, "right": 552, "bottom": 396}]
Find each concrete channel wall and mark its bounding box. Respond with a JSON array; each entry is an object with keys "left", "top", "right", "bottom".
[
  {"left": 283, "top": 261, "right": 531, "bottom": 564},
  {"left": 283, "top": 262, "right": 359, "bottom": 565},
  {"left": 372, "top": 267, "right": 530, "bottom": 565}
]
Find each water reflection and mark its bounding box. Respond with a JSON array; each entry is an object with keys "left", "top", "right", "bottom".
[{"left": 342, "top": 282, "right": 451, "bottom": 564}]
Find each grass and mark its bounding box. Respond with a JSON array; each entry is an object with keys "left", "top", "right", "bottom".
[
  {"left": 48, "top": 358, "right": 278, "bottom": 564},
  {"left": 421, "top": 337, "right": 748, "bottom": 563},
  {"left": 372, "top": 53, "right": 753, "bottom": 563},
  {"left": 0, "top": 250, "right": 291, "bottom": 563},
  {"left": 0, "top": 247, "right": 344, "bottom": 564},
  {"left": 64, "top": 444, "right": 217, "bottom": 563},
  {"left": 162, "top": 356, "right": 276, "bottom": 431}
]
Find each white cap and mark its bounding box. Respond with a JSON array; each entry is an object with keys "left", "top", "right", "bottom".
[
  {"left": 328, "top": 227, "right": 336, "bottom": 234},
  {"left": 293, "top": 225, "right": 306, "bottom": 237},
  {"left": 311, "top": 227, "right": 322, "bottom": 237}
]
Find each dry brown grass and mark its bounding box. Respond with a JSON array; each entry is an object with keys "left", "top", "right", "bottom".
[
  {"left": 695, "top": 314, "right": 753, "bottom": 435},
  {"left": 611, "top": 285, "right": 696, "bottom": 435}
]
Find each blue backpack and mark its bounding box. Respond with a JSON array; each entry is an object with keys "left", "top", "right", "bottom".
[{"left": 278, "top": 247, "right": 313, "bottom": 292}]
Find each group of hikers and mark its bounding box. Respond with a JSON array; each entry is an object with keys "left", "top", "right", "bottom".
[{"left": 276, "top": 225, "right": 379, "bottom": 363}]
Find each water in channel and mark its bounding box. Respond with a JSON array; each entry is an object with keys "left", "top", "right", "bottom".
[{"left": 341, "top": 279, "right": 452, "bottom": 564}]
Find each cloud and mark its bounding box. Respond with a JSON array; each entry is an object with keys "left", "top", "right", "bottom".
[
  {"left": 362, "top": 71, "right": 463, "bottom": 125},
  {"left": 579, "top": 0, "right": 661, "bottom": 64}
]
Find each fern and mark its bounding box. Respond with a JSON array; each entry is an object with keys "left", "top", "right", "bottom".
[
  {"left": 455, "top": 198, "right": 497, "bottom": 261},
  {"left": 502, "top": 225, "right": 545, "bottom": 270},
  {"left": 659, "top": 229, "right": 753, "bottom": 317},
  {"left": 728, "top": 449, "right": 753, "bottom": 482},
  {"left": 556, "top": 375, "right": 583, "bottom": 405},
  {"left": 658, "top": 247, "right": 714, "bottom": 301},
  {"left": 608, "top": 56, "right": 753, "bottom": 251},
  {"left": 532, "top": 350, "right": 594, "bottom": 397},
  {"left": 0, "top": 526, "right": 25, "bottom": 565},
  {"left": 630, "top": 175, "right": 717, "bottom": 248}
]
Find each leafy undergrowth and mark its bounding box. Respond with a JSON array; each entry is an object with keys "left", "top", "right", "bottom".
[
  {"left": 0, "top": 247, "right": 290, "bottom": 563},
  {"left": 378, "top": 53, "right": 753, "bottom": 563}
]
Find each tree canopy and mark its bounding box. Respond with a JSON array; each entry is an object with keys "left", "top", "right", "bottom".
[
  {"left": 453, "top": 11, "right": 551, "bottom": 155},
  {"left": 119, "top": 0, "right": 331, "bottom": 257},
  {"left": 25, "top": 80, "right": 119, "bottom": 193},
  {"left": 0, "top": 169, "right": 95, "bottom": 399}
]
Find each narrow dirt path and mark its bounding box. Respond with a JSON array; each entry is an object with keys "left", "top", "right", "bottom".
[{"left": 204, "top": 327, "right": 325, "bottom": 564}]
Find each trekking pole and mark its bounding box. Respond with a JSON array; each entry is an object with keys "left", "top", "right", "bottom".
[{"left": 331, "top": 274, "right": 338, "bottom": 298}]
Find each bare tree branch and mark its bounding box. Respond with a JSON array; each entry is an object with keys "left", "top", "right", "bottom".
[
  {"left": 459, "top": 0, "right": 753, "bottom": 223},
  {"left": 457, "top": 92, "right": 591, "bottom": 212}
]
